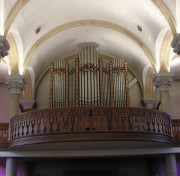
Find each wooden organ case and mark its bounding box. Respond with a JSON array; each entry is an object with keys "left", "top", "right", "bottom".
[{"left": 49, "top": 45, "right": 129, "bottom": 108}]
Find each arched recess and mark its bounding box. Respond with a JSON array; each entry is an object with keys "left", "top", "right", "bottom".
[
  {"left": 22, "top": 19, "right": 155, "bottom": 74},
  {"left": 143, "top": 66, "right": 154, "bottom": 97}
]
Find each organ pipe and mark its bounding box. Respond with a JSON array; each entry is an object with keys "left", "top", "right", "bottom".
[
  {"left": 49, "top": 45, "right": 129, "bottom": 108},
  {"left": 49, "top": 62, "right": 54, "bottom": 108}
]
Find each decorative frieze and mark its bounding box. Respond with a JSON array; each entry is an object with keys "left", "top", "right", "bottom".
[
  {"left": 6, "top": 75, "right": 25, "bottom": 94},
  {"left": 153, "top": 73, "right": 173, "bottom": 91}
]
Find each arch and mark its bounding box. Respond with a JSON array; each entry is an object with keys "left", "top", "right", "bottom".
[
  {"left": 4, "top": 0, "right": 29, "bottom": 36},
  {"left": 24, "top": 68, "right": 33, "bottom": 100},
  {"left": 152, "top": 0, "right": 177, "bottom": 36},
  {"left": 159, "top": 30, "right": 173, "bottom": 72},
  {"left": 155, "top": 28, "right": 169, "bottom": 72},
  {"left": 6, "top": 32, "right": 19, "bottom": 75},
  {"left": 22, "top": 19, "right": 156, "bottom": 73},
  {"left": 143, "top": 66, "right": 154, "bottom": 97}
]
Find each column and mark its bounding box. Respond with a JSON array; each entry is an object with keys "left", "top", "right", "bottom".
[
  {"left": 6, "top": 75, "right": 25, "bottom": 176},
  {"left": 143, "top": 97, "right": 157, "bottom": 109},
  {"left": 154, "top": 73, "right": 177, "bottom": 176},
  {"left": 165, "top": 154, "right": 177, "bottom": 176},
  {"left": 6, "top": 158, "right": 17, "bottom": 176},
  {"left": 153, "top": 72, "right": 173, "bottom": 114}
]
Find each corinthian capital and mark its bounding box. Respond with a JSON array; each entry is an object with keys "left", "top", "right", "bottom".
[
  {"left": 153, "top": 73, "right": 173, "bottom": 91},
  {"left": 6, "top": 75, "right": 25, "bottom": 94}
]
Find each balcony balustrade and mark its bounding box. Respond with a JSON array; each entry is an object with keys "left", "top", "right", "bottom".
[
  {"left": 0, "top": 123, "right": 9, "bottom": 150},
  {"left": 8, "top": 107, "right": 172, "bottom": 149},
  {"left": 172, "top": 119, "right": 180, "bottom": 146}
]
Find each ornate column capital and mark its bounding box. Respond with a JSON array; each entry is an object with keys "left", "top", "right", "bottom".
[
  {"left": 6, "top": 75, "right": 25, "bottom": 94},
  {"left": 153, "top": 72, "right": 173, "bottom": 91}
]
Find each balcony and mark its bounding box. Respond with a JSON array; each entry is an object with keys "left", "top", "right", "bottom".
[{"left": 7, "top": 106, "right": 172, "bottom": 150}]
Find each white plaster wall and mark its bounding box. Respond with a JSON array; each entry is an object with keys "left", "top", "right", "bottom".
[
  {"left": 0, "top": 84, "right": 10, "bottom": 122},
  {"left": 35, "top": 73, "right": 50, "bottom": 109},
  {"left": 129, "top": 82, "right": 143, "bottom": 107}
]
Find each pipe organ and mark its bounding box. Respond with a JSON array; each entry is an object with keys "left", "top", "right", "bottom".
[{"left": 49, "top": 45, "right": 129, "bottom": 108}]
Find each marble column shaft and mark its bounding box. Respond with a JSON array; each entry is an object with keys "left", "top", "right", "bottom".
[
  {"left": 6, "top": 75, "right": 25, "bottom": 176},
  {"left": 6, "top": 158, "right": 17, "bottom": 176},
  {"left": 165, "top": 154, "right": 177, "bottom": 176}
]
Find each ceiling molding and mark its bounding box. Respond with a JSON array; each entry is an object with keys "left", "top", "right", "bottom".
[
  {"left": 152, "top": 0, "right": 177, "bottom": 36},
  {"left": 4, "top": 0, "right": 29, "bottom": 36},
  {"left": 23, "top": 19, "right": 156, "bottom": 74},
  {"left": 160, "top": 30, "right": 173, "bottom": 72}
]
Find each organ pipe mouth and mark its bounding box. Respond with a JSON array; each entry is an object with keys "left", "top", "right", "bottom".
[{"left": 77, "top": 42, "right": 99, "bottom": 48}]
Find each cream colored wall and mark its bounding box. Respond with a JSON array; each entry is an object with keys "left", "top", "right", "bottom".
[
  {"left": 129, "top": 82, "right": 143, "bottom": 107},
  {"left": 35, "top": 73, "right": 50, "bottom": 109}
]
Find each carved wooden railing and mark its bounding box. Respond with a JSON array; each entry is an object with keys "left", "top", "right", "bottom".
[
  {"left": 9, "top": 107, "right": 172, "bottom": 148},
  {"left": 172, "top": 119, "right": 180, "bottom": 145},
  {"left": 0, "top": 123, "right": 9, "bottom": 150}
]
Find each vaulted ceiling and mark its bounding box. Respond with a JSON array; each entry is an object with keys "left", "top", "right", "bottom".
[{"left": 0, "top": 0, "right": 180, "bottom": 90}]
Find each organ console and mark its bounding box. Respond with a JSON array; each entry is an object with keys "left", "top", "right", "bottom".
[{"left": 49, "top": 44, "right": 129, "bottom": 108}]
